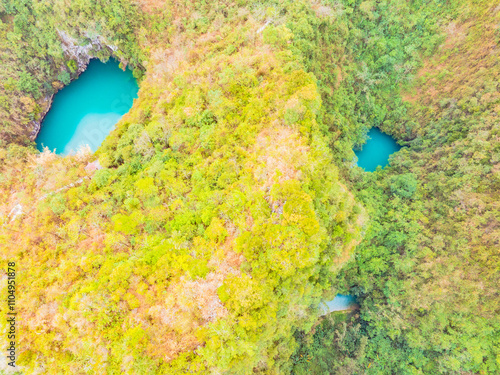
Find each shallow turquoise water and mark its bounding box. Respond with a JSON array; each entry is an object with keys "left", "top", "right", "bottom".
[
  {"left": 36, "top": 58, "right": 138, "bottom": 155},
  {"left": 320, "top": 294, "right": 357, "bottom": 315},
  {"left": 355, "top": 128, "right": 401, "bottom": 172},
  {"left": 325, "top": 294, "right": 357, "bottom": 311}
]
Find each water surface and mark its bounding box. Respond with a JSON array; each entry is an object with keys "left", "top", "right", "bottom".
[
  {"left": 355, "top": 128, "right": 401, "bottom": 171},
  {"left": 36, "top": 58, "right": 138, "bottom": 155},
  {"left": 320, "top": 294, "right": 357, "bottom": 315}
]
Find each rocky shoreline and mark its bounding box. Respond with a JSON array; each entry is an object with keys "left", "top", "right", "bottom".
[{"left": 28, "top": 94, "right": 53, "bottom": 141}]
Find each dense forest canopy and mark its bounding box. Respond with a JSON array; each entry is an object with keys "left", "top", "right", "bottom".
[{"left": 0, "top": 0, "right": 498, "bottom": 374}]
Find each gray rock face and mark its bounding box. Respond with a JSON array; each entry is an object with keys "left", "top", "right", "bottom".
[
  {"left": 59, "top": 30, "right": 92, "bottom": 73},
  {"left": 58, "top": 30, "right": 118, "bottom": 73}
]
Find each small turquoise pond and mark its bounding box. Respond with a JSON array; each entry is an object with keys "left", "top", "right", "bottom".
[
  {"left": 355, "top": 128, "right": 401, "bottom": 172},
  {"left": 320, "top": 294, "right": 357, "bottom": 315},
  {"left": 36, "top": 58, "right": 138, "bottom": 155}
]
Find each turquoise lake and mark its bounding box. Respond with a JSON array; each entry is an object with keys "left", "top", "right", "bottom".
[
  {"left": 36, "top": 58, "right": 138, "bottom": 155},
  {"left": 355, "top": 128, "right": 401, "bottom": 172},
  {"left": 320, "top": 294, "right": 358, "bottom": 315}
]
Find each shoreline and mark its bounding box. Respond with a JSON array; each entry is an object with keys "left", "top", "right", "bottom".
[{"left": 29, "top": 93, "right": 55, "bottom": 141}]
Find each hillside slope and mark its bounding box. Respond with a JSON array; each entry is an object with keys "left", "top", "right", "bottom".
[{"left": 0, "top": 1, "right": 364, "bottom": 374}]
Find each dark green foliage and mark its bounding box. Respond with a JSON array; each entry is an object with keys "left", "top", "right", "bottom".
[
  {"left": 57, "top": 71, "right": 70, "bottom": 85},
  {"left": 289, "top": 0, "right": 500, "bottom": 374},
  {"left": 389, "top": 173, "right": 417, "bottom": 198}
]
